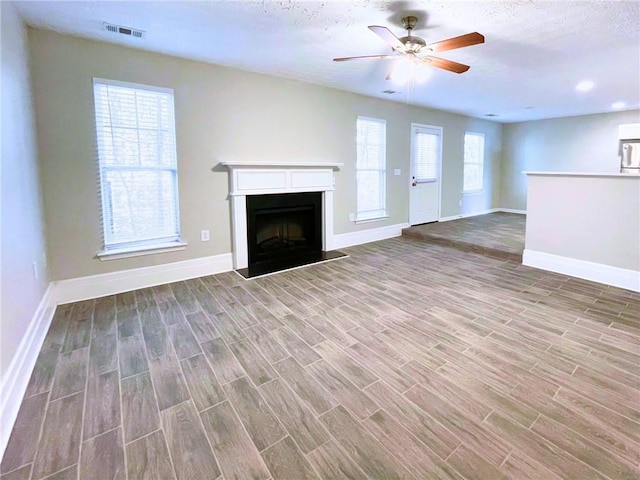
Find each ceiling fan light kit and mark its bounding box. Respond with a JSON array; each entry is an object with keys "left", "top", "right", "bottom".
[{"left": 333, "top": 16, "right": 484, "bottom": 81}]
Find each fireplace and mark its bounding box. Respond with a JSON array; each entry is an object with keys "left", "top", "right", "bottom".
[
  {"left": 220, "top": 161, "right": 346, "bottom": 278},
  {"left": 247, "top": 192, "right": 322, "bottom": 272}
]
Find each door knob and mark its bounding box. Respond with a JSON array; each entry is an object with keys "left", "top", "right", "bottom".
[{"left": 412, "top": 181, "right": 417, "bottom": 186}]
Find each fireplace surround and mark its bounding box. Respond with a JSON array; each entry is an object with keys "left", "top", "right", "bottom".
[{"left": 221, "top": 161, "right": 344, "bottom": 278}]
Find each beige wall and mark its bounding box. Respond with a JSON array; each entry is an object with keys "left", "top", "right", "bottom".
[
  {"left": 525, "top": 174, "right": 640, "bottom": 271},
  {"left": 501, "top": 110, "right": 640, "bottom": 210},
  {"left": 0, "top": 5, "right": 49, "bottom": 380},
  {"left": 29, "top": 29, "right": 502, "bottom": 281}
]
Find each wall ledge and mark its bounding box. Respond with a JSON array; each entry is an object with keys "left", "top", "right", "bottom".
[
  {"left": 0, "top": 284, "right": 56, "bottom": 460},
  {"left": 523, "top": 249, "right": 640, "bottom": 292}
]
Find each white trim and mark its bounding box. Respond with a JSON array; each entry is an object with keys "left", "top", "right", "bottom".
[
  {"left": 323, "top": 191, "right": 335, "bottom": 251},
  {"left": 523, "top": 249, "right": 640, "bottom": 292},
  {"left": 51, "top": 253, "right": 233, "bottom": 305},
  {"left": 333, "top": 223, "right": 409, "bottom": 249},
  {"left": 97, "top": 241, "right": 187, "bottom": 260},
  {"left": 439, "top": 208, "right": 526, "bottom": 222},
  {"left": 1, "top": 285, "right": 56, "bottom": 460}
]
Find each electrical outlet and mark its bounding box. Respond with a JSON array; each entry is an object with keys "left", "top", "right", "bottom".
[
  {"left": 394, "top": 169, "right": 401, "bottom": 176},
  {"left": 201, "top": 229, "right": 210, "bottom": 242},
  {"left": 349, "top": 213, "right": 355, "bottom": 222},
  {"left": 32, "top": 262, "right": 38, "bottom": 280},
  {"left": 459, "top": 199, "right": 462, "bottom": 206}
]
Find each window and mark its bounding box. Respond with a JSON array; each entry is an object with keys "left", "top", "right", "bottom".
[
  {"left": 463, "top": 132, "right": 485, "bottom": 192},
  {"left": 411, "top": 124, "right": 441, "bottom": 183},
  {"left": 93, "top": 78, "right": 182, "bottom": 256},
  {"left": 356, "top": 117, "right": 387, "bottom": 221}
]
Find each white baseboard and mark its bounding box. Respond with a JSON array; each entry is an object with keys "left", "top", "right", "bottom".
[
  {"left": 333, "top": 223, "right": 409, "bottom": 249},
  {"left": 439, "top": 208, "right": 526, "bottom": 222},
  {"left": 51, "top": 253, "right": 234, "bottom": 305},
  {"left": 523, "top": 249, "right": 640, "bottom": 292},
  {"left": 0, "top": 284, "right": 56, "bottom": 460}
]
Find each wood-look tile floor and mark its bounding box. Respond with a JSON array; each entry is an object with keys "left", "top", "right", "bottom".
[
  {"left": 402, "top": 212, "right": 526, "bottom": 262},
  {"left": 2, "top": 237, "right": 639, "bottom": 480}
]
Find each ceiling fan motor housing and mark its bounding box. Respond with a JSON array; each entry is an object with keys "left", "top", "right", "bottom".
[
  {"left": 399, "top": 16, "right": 427, "bottom": 53},
  {"left": 399, "top": 35, "right": 426, "bottom": 53}
]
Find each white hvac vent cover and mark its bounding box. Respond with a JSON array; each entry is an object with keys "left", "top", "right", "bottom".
[{"left": 103, "top": 22, "right": 145, "bottom": 39}]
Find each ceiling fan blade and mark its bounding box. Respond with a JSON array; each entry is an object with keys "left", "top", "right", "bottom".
[
  {"left": 427, "top": 32, "right": 484, "bottom": 53},
  {"left": 422, "top": 56, "right": 470, "bottom": 74},
  {"left": 368, "top": 25, "right": 405, "bottom": 51},
  {"left": 333, "top": 54, "right": 396, "bottom": 62}
]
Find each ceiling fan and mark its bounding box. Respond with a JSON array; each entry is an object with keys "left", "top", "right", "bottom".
[{"left": 333, "top": 16, "right": 484, "bottom": 79}]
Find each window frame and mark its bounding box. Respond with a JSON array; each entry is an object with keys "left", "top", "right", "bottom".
[
  {"left": 93, "top": 77, "right": 185, "bottom": 260},
  {"left": 463, "top": 131, "right": 485, "bottom": 194},
  {"left": 355, "top": 116, "right": 388, "bottom": 223}
]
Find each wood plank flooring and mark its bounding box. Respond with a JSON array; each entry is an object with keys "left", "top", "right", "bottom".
[
  {"left": 2, "top": 236, "right": 639, "bottom": 480},
  {"left": 402, "top": 212, "right": 525, "bottom": 262}
]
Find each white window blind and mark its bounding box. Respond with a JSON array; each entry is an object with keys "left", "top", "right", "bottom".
[
  {"left": 412, "top": 125, "right": 441, "bottom": 182},
  {"left": 356, "top": 117, "right": 387, "bottom": 221},
  {"left": 93, "top": 78, "right": 181, "bottom": 251},
  {"left": 463, "top": 132, "right": 485, "bottom": 192}
]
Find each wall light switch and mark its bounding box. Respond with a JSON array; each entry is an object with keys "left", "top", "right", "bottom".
[
  {"left": 349, "top": 213, "right": 355, "bottom": 222},
  {"left": 394, "top": 169, "right": 401, "bottom": 176},
  {"left": 201, "top": 229, "right": 210, "bottom": 242}
]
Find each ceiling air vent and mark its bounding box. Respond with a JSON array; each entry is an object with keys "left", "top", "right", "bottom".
[{"left": 103, "top": 22, "right": 145, "bottom": 39}]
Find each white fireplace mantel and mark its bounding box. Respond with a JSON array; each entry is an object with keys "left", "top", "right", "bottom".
[{"left": 220, "top": 161, "right": 343, "bottom": 269}]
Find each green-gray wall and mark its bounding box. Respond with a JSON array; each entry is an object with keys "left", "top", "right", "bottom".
[
  {"left": 501, "top": 110, "right": 640, "bottom": 210},
  {"left": 29, "top": 28, "right": 502, "bottom": 281}
]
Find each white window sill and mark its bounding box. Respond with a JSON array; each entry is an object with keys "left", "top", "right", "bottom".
[
  {"left": 355, "top": 215, "right": 389, "bottom": 225},
  {"left": 97, "top": 241, "right": 188, "bottom": 261},
  {"left": 463, "top": 190, "right": 484, "bottom": 196}
]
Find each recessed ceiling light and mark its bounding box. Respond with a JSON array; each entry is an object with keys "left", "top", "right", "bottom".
[
  {"left": 575, "top": 80, "right": 595, "bottom": 92},
  {"left": 484, "top": 113, "right": 499, "bottom": 117},
  {"left": 611, "top": 101, "right": 626, "bottom": 110},
  {"left": 524, "top": 106, "right": 534, "bottom": 110},
  {"left": 382, "top": 90, "right": 398, "bottom": 94}
]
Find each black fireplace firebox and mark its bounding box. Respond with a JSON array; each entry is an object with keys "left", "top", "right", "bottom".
[
  {"left": 238, "top": 192, "right": 344, "bottom": 278},
  {"left": 249, "top": 191, "right": 322, "bottom": 264}
]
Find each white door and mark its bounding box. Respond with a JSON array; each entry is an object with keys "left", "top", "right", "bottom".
[{"left": 409, "top": 123, "right": 442, "bottom": 225}]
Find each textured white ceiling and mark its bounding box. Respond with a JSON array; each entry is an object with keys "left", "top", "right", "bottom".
[{"left": 12, "top": 0, "right": 640, "bottom": 123}]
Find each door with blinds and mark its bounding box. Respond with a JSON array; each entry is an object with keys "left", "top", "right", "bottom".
[{"left": 409, "top": 124, "right": 442, "bottom": 225}]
